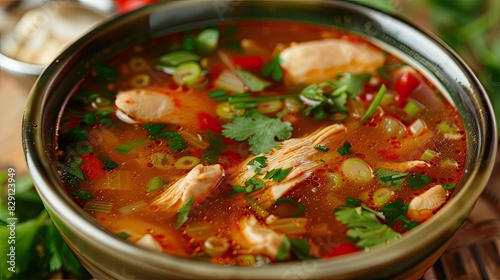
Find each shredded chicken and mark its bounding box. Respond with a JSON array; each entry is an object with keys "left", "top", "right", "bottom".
[
  {"left": 407, "top": 185, "right": 448, "bottom": 222},
  {"left": 151, "top": 164, "right": 224, "bottom": 214},
  {"left": 280, "top": 38, "right": 385, "bottom": 85},
  {"left": 376, "top": 160, "right": 430, "bottom": 172},
  {"left": 115, "top": 88, "right": 199, "bottom": 125},
  {"left": 231, "top": 215, "right": 285, "bottom": 259},
  {"left": 230, "top": 124, "right": 346, "bottom": 208}
]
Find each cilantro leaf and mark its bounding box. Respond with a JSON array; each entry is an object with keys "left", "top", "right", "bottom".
[
  {"left": 247, "top": 155, "right": 267, "bottom": 174},
  {"left": 222, "top": 110, "right": 292, "bottom": 154},
  {"left": 408, "top": 174, "right": 432, "bottom": 189},
  {"left": 337, "top": 141, "right": 352, "bottom": 156},
  {"left": 331, "top": 73, "right": 371, "bottom": 99},
  {"left": 374, "top": 168, "right": 408, "bottom": 190},
  {"left": 262, "top": 54, "right": 283, "bottom": 82},
  {"left": 290, "top": 238, "right": 314, "bottom": 260},
  {"left": 158, "top": 131, "right": 186, "bottom": 152},
  {"left": 144, "top": 123, "right": 166, "bottom": 138},
  {"left": 264, "top": 168, "right": 292, "bottom": 182},
  {"left": 335, "top": 206, "right": 401, "bottom": 248},
  {"left": 176, "top": 196, "right": 194, "bottom": 229},
  {"left": 345, "top": 197, "right": 363, "bottom": 207},
  {"left": 442, "top": 182, "right": 457, "bottom": 190}
]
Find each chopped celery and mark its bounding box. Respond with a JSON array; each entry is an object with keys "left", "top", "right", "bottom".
[
  {"left": 235, "top": 255, "right": 256, "bottom": 267},
  {"left": 409, "top": 119, "right": 426, "bottom": 136},
  {"left": 173, "top": 61, "right": 202, "bottom": 86},
  {"left": 373, "top": 188, "right": 394, "bottom": 206},
  {"left": 257, "top": 100, "right": 283, "bottom": 114},
  {"left": 159, "top": 50, "right": 201, "bottom": 66},
  {"left": 437, "top": 120, "right": 458, "bottom": 134},
  {"left": 84, "top": 201, "right": 113, "bottom": 213},
  {"left": 196, "top": 28, "right": 220, "bottom": 55},
  {"left": 146, "top": 176, "right": 164, "bottom": 192},
  {"left": 341, "top": 158, "right": 373, "bottom": 185},
  {"left": 236, "top": 69, "right": 271, "bottom": 92},
  {"left": 403, "top": 99, "right": 422, "bottom": 117},
  {"left": 92, "top": 170, "right": 132, "bottom": 190},
  {"left": 380, "top": 116, "right": 406, "bottom": 138},
  {"left": 440, "top": 158, "right": 459, "bottom": 168},
  {"left": 150, "top": 153, "right": 174, "bottom": 170},
  {"left": 118, "top": 200, "right": 147, "bottom": 215},
  {"left": 215, "top": 70, "right": 246, "bottom": 94},
  {"left": 174, "top": 156, "right": 200, "bottom": 170},
  {"left": 115, "top": 138, "right": 149, "bottom": 153},
  {"left": 269, "top": 218, "right": 308, "bottom": 235},
  {"left": 420, "top": 149, "right": 440, "bottom": 161}
]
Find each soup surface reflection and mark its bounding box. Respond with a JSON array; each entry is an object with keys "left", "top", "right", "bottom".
[{"left": 57, "top": 21, "right": 466, "bottom": 265}]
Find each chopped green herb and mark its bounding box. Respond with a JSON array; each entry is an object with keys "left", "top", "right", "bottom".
[
  {"left": 62, "top": 126, "right": 89, "bottom": 142},
  {"left": 337, "top": 141, "right": 352, "bottom": 156},
  {"left": 276, "top": 235, "right": 291, "bottom": 261},
  {"left": 264, "top": 168, "right": 292, "bottom": 182},
  {"left": 335, "top": 206, "right": 401, "bottom": 248},
  {"left": 290, "top": 238, "right": 313, "bottom": 260},
  {"left": 361, "top": 84, "right": 387, "bottom": 122},
  {"left": 114, "top": 138, "right": 149, "bottom": 154},
  {"left": 314, "top": 145, "right": 330, "bottom": 152},
  {"left": 116, "top": 231, "right": 130, "bottom": 239},
  {"left": 158, "top": 131, "right": 187, "bottom": 152},
  {"left": 144, "top": 123, "right": 166, "bottom": 138},
  {"left": 208, "top": 89, "right": 227, "bottom": 99},
  {"left": 262, "top": 54, "right": 283, "bottom": 82},
  {"left": 442, "top": 182, "right": 457, "bottom": 190},
  {"left": 245, "top": 194, "right": 269, "bottom": 218},
  {"left": 98, "top": 155, "right": 119, "bottom": 170},
  {"left": 70, "top": 190, "right": 95, "bottom": 200},
  {"left": 408, "top": 174, "right": 432, "bottom": 190},
  {"left": 374, "top": 168, "right": 408, "bottom": 190},
  {"left": 231, "top": 185, "right": 246, "bottom": 194},
  {"left": 176, "top": 196, "right": 194, "bottom": 230},
  {"left": 92, "top": 64, "right": 119, "bottom": 83},
  {"left": 247, "top": 155, "right": 267, "bottom": 174},
  {"left": 275, "top": 198, "right": 305, "bottom": 217},
  {"left": 393, "top": 215, "right": 419, "bottom": 230},
  {"left": 244, "top": 177, "right": 266, "bottom": 193},
  {"left": 345, "top": 197, "right": 363, "bottom": 207},
  {"left": 376, "top": 63, "right": 404, "bottom": 80},
  {"left": 332, "top": 73, "right": 371, "bottom": 99},
  {"left": 146, "top": 176, "right": 164, "bottom": 192},
  {"left": 236, "top": 69, "right": 272, "bottom": 92},
  {"left": 380, "top": 200, "right": 414, "bottom": 227},
  {"left": 222, "top": 110, "right": 292, "bottom": 154}
]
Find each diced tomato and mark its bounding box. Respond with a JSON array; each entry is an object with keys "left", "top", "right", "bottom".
[
  {"left": 197, "top": 112, "right": 222, "bottom": 133},
  {"left": 113, "top": 0, "right": 158, "bottom": 13},
  {"left": 322, "top": 242, "right": 360, "bottom": 258},
  {"left": 219, "top": 151, "right": 243, "bottom": 173},
  {"left": 80, "top": 154, "right": 106, "bottom": 180},
  {"left": 378, "top": 150, "right": 400, "bottom": 160},
  {"left": 394, "top": 71, "right": 421, "bottom": 106},
  {"left": 222, "top": 137, "right": 236, "bottom": 144},
  {"left": 232, "top": 55, "right": 264, "bottom": 69}
]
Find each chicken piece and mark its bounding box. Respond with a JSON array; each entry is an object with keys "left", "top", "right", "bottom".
[
  {"left": 407, "top": 185, "right": 448, "bottom": 222},
  {"left": 230, "top": 124, "right": 346, "bottom": 208},
  {"left": 115, "top": 88, "right": 199, "bottom": 125},
  {"left": 135, "top": 234, "right": 163, "bottom": 252},
  {"left": 376, "top": 160, "right": 430, "bottom": 172},
  {"left": 231, "top": 215, "right": 286, "bottom": 260},
  {"left": 280, "top": 38, "right": 385, "bottom": 85},
  {"left": 151, "top": 164, "right": 224, "bottom": 215}
]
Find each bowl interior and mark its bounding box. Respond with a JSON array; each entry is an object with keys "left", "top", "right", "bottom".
[{"left": 23, "top": 1, "right": 497, "bottom": 279}]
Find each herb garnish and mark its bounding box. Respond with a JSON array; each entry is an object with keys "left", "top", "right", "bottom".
[
  {"left": 374, "top": 168, "right": 408, "bottom": 190},
  {"left": 262, "top": 54, "right": 283, "bottom": 82},
  {"left": 408, "top": 173, "right": 433, "bottom": 190},
  {"left": 222, "top": 110, "right": 293, "bottom": 154},
  {"left": 263, "top": 168, "right": 292, "bottom": 182},
  {"left": 337, "top": 141, "right": 352, "bottom": 156},
  {"left": 247, "top": 155, "right": 268, "bottom": 174},
  {"left": 314, "top": 145, "right": 330, "bottom": 152},
  {"left": 176, "top": 196, "right": 194, "bottom": 230}
]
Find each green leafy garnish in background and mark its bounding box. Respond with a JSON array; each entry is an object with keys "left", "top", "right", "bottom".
[{"left": 0, "top": 171, "right": 91, "bottom": 279}]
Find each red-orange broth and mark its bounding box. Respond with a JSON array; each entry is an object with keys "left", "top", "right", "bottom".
[{"left": 57, "top": 21, "right": 466, "bottom": 266}]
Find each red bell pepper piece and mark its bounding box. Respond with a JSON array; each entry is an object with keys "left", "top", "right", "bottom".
[
  {"left": 232, "top": 55, "right": 264, "bottom": 69},
  {"left": 197, "top": 112, "right": 222, "bottom": 133},
  {"left": 394, "top": 71, "right": 421, "bottom": 106},
  {"left": 322, "top": 242, "right": 360, "bottom": 258},
  {"left": 80, "top": 154, "right": 105, "bottom": 180}
]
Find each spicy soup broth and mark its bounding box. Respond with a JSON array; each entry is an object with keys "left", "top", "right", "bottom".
[{"left": 56, "top": 21, "right": 466, "bottom": 266}]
